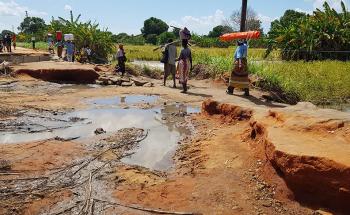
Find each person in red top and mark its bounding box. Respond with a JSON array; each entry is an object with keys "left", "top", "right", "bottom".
[{"left": 12, "top": 34, "right": 16, "bottom": 50}]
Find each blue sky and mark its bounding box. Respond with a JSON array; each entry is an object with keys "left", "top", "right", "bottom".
[{"left": 0, "top": 0, "right": 348, "bottom": 35}]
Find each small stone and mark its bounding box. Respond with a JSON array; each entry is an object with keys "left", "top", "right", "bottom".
[
  {"left": 121, "top": 82, "right": 133, "bottom": 87},
  {"left": 257, "top": 183, "right": 267, "bottom": 191},
  {"left": 261, "top": 200, "right": 272, "bottom": 207},
  {"left": 94, "top": 128, "right": 106, "bottom": 135},
  {"left": 313, "top": 210, "right": 333, "bottom": 215},
  {"left": 0, "top": 160, "right": 11, "bottom": 171},
  {"left": 144, "top": 83, "right": 154, "bottom": 87},
  {"left": 132, "top": 79, "right": 149, "bottom": 86}
]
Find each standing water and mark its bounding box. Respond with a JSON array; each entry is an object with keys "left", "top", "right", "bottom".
[{"left": 0, "top": 95, "right": 199, "bottom": 171}]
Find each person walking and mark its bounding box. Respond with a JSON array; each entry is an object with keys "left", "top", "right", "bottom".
[
  {"left": 65, "top": 41, "right": 75, "bottom": 62},
  {"left": 12, "top": 34, "right": 16, "bottom": 51},
  {"left": 0, "top": 38, "right": 3, "bottom": 53},
  {"left": 226, "top": 40, "right": 249, "bottom": 96},
  {"left": 31, "top": 36, "right": 36, "bottom": 50},
  {"left": 116, "top": 44, "right": 126, "bottom": 76},
  {"left": 163, "top": 39, "right": 177, "bottom": 88},
  {"left": 177, "top": 40, "right": 192, "bottom": 93},
  {"left": 5, "top": 34, "right": 12, "bottom": 52},
  {"left": 86, "top": 46, "right": 92, "bottom": 63},
  {"left": 56, "top": 40, "right": 64, "bottom": 58}
]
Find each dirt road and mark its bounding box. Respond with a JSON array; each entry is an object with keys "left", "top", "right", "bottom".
[{"left": 0, "top": 64, "right": 349, "bottom": 215}]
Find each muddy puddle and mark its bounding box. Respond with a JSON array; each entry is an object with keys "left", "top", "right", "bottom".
[{"left": 0, "top": 95, "right": 199, "bottom": 171}]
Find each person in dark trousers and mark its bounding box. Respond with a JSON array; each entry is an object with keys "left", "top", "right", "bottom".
[
  {"left": 0, "top": 38, "right": 3, "bottom": 53},
  {"left": 177, "top": 40, "right": 192, "bottom": 93},
  {"left": 116, "top": 44, "right": 126, "bottom": 76},
  {"left": 31, "top": 36, "right": 36, "bottom": 50},
  {"left": 163, "top": 39, "right": 177, "bottom": 88},
  {"left": 12, "top": 34, "right": 16, "bottom": 50},
  {"left": 5, "top": 34, "right": 12, "bottom": 52}
]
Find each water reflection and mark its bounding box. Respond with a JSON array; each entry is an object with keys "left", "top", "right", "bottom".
[
  {"left": 88, "top": 95, "right": 159, "bottom": 106},
  {"left": 0, "top": 96, "right": 199, "bottom": 171}
]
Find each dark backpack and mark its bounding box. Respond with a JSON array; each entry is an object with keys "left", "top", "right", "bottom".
[{"left": 160, "top": 48, "right": 169, "bottom": 64}]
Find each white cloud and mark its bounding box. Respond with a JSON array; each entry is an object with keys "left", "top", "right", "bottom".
[
  {"left": 169, "top": 10, "right": 225, "bottom": 35},
  {"left": 258, "top": 14, "right": 275, "bottom": 23},
  {"left": 0, "top": 0, "right": 47, "bottom": 17},
  {"left": 295, "top": 8, "right": 313, "bottom": 14},
  {"left": 64, "top": 4, "right": 72, "bottom": 11},
  {"left": 307, "top": 0, "right": 348, "bottom": 11}
]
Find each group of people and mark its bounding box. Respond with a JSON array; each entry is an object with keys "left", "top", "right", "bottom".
[
  {"left": 116, "top": 37, "right": 250, "bottom": 96},
  {"left": 160, "top": 27, "right": 249, "bottom": 96},
  {"left": 63, "top": 42, "right": 92, "bottom": 63},
  {"left": 0, "top": 33, "right": 16, "bottom": 53},
  {"left": 47, "top": 34, "right": 92, "bottom": 63},
  {"left": 162, "top": 39, "right": 192, "bottom": 93},
  {"left": 116, "top": 38, "right": 192, "bottom": 94}
]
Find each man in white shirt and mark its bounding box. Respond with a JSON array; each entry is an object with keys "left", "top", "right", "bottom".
[{"left": 164, "top": 39, "right": 177, "bottom": 88}]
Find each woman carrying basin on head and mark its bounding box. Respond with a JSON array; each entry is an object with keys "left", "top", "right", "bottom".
[{"left": 227, "top": 40, "right": 249, "bottom": 96}]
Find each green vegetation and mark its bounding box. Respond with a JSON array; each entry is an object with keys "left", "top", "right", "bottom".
[
  {"left": 125, "top": 45, "right": 279, "bottom": 62},
  {"left": 250, "top": 61, "right": 350, "bottom": 104},
  {"left": 266, "top": 1, "right": 350, "bottom": 61},
  {"left": 14, "top": 12, "right": 115, "bottom": 63},
  {"left": 18, "top": 17, "right": 47, "bottom": 41},
  {"left": 48, "top": 11, "right": 115, "bottom": 63},
  {"left": 17, "top": 42, "right": 48, "bottom": 50}
]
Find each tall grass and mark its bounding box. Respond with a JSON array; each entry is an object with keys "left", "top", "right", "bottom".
[
  {"left": 250, "top": 61, "right": 350, "bottom": 104},
  {"left": 17, "top": 42, "right": 48, "bottom": 51},
  {"left": 125, "top": 45, "right": 280, "bottom": 62}
]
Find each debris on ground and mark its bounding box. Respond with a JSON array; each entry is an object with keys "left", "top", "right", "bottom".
[{"left": 94, "top": 128, "right": 106, "bottom": 135}]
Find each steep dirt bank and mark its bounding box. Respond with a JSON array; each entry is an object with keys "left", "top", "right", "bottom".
[
  {"left": 246, "top": 104, "right": 350, "bottom": 214},
  {"left": 12, "top": 62, "right": 100, "bottom": 83},
  {"left": 116, "top": 100, "right": 312, "bottom": 215}
]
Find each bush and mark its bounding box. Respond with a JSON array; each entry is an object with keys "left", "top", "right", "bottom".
[
  {"left": 48, "top": 11, "right": 115, "bottom": 63},
  {"left": 266, "top": 1, "right": 350, "bottom": 61},
  {"left": 157, "top": 32, "right": 176, "bottom": 45},
  {"left": 145, "top": 34, "right": 158, "bottom": 45}
]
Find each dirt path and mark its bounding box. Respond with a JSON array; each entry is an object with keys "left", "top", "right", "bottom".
[
  {"left": 0, "top": 47, "right": 48, "bottom": 56},
  {"left": 0, "top": 67, "right": 349, "bottom": 214}
]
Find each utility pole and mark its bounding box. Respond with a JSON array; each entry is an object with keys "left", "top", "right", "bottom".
[{"left": 240, "top": 0, "right": 248, "bottom": 32}]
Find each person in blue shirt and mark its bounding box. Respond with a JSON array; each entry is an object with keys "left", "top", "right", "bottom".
[
  {"left": 227, "top": 40, "right": 250, "bottom": 96},
  {"left": 65, "top": 41, "right": 75, "bottom": 62}
]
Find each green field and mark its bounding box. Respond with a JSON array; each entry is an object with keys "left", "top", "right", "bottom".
[
  {"left": 126, "top": 45, "right": 280, "bottom": 62},
  {"left": 249, "top": 61, "right": 350, "bottom": 105},
  {"left": 17, "top": 42, "right": 49, "bottom": 51}
]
